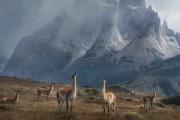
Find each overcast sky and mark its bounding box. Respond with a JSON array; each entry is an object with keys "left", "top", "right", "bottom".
[
  {"left": 0, "top": 0, "right": 180, "bottom": 57},
  {"left": 147, "top": 0, "right": 180, "bottom": 32}
]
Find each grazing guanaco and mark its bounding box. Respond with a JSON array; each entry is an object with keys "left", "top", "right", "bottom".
[
  {"left": 56, "top": 72, "right": 77, "bottom": 112},
  {"left": 130, "top": 91, "right": 136, "bottom": 99},
  {"left": 143, "top": 90, "right": 156, "bottom": 109},
  {"left": 101, "top": 80, "right": 116, "bottom": 115},
  {"left": 0, "top": 90, "right": 20, "bottom": 104},
  {"left": 37, "top": 83, "right": 54, "bottom": 101}
]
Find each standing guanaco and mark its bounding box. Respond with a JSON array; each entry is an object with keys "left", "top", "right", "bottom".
[
  {"left": 101, "top": 80, "right": 116, "bottom": 115},
  {"left": 143, "top": 90, "right": 156, "bottom": 109},
  {"left": 56, "top": 72, "right": 77, "bottom": 112},
  {"left": 130, "top": 91, "right": 136, "bottom": 99},
  {"left": 0, "top": 90, "right": 20, "bottom": 104},
  {"left": 37, "top": 83, "right": 54, "bottom": 101}
]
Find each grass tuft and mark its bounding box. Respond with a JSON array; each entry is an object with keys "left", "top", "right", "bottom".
[
  {"left": 123, "top": 112, "right": 143, "bottom": 120},
  {"left": 125, "top": 97, "right": 133, "bottom": 102},
  {"left": 0, "top": 105, "right": 9, "bottom": 111}
]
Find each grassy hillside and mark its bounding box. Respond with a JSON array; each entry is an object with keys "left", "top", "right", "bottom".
[{"left": 0, "top": 76, "right": 179, "bottom": 120}]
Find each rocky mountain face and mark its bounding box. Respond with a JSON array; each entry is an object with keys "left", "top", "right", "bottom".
[
  {"left": 63, "top": 0, "right": 180, "bottom": 86},
  {"left": 114, "top": 0, "right": 180, "bottom": 71},
  {"left": 162, "top": 20, "right": 180, "bottom": 48},
  {"left": 175, "top": 32, "right": 180, "bottom": 45},
  {"left": 2, "top": 0, "right": 180, "bottom": 95},
  {"left": 121, "top": 55, "right": 180, "bottom": 96}
]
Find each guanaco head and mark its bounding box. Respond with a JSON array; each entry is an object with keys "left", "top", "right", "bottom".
[
  {"left": 101, "top": 80, "right": 107, "bottom": 85},
  {"left": 50, "top": 82, "right": 56, "bottom": 85},
  {"left": 70, "top": 72, "right": 76, "bottom": 81},
  {"left": 16, "top": 90, "right": 21, "bottom": 93}
]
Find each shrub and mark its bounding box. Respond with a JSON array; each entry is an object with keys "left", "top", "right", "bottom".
[
  {"left": 170, "top": 104, "right": 180, "bottom": 110},
  {"left": 125, "top": 97, "right": 133, "bottom": 102},
  {"left": 0, "top": 105, "right": 9, "bottom": 111},
  {"left": 154, "top": 101, "right": 165, "bottom": 108},
  {"left": 84, "top": 89, "right": 91, "bottom": 93},
  {"left": 123, "top": 112, "right": 143, "bottom": 120}
]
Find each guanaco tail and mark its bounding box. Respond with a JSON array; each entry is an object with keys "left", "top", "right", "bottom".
[
  {"left": 37, "top": 83, "right": 54, "bottom": 101},
  {"left": 143, "top": 90, "right": 156, "bottom": 109},
  {"left": 101, "top": 80, "right": 116, "bottom": 115},
  {"left": 56, "top": 72, "right": 77, "bottom": 112}
]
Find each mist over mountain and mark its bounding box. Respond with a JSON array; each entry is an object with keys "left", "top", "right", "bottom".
[
  {"left": 2, "top": 0, "right": 180, "bottom": 96},
  {"left": 2, "top": 0, "right": 107, "bottom": 80},
  {"left": 0, "top": 0, "right": 76, "bottom": 56}
]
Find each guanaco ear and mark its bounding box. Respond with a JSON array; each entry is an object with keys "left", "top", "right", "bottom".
[{"left": 74, "top": 72, "right": 76, "bottom": 75}]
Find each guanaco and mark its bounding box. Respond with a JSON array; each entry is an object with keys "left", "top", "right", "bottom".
[
  {"left": 143, "top": 90, "right": 156, "bottom": 109},
  {"left": 56, "top": 72, "right": 77, "bottom": 112},
  {"left": 101, "top": 80, "right": 116, "bottom": 115},
  {"left": 37, "top": 83, "right": 54, "bottom": 101},
  {"left": 0, "top": 90, "right": 20, "bottom": 104}
]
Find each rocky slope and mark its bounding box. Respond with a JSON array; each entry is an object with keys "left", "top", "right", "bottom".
[
  {"left": 121, "top": 55, "right": 180, "bottom": 96},
  {"left": 162, "top": 20, "right": 180, "bottom": 48}
]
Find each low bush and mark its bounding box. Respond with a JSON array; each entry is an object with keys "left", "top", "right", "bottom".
[{"left": 123, "top": 112, "right": 143, "bottom": 120}]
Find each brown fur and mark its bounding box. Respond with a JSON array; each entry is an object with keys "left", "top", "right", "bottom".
[
  {"left": 101, "top": 80, "right": 116, "bottom": 115},
  {"left": 0, "top": 90, "right": 20, "bottom": 104},
  {"left": 56, "top": 72, "right": 77, "bottom": 112},
  {"left": 37, "top": 83, "right": 53, "bottom": 101},
  {"left": 130, "top": 91, "right": 136, "bottom": 99},
  {"left": 143, "top": 91, "right": 156, "bottom": 109}
]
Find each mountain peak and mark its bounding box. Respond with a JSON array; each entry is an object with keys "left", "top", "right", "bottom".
[
  {"left": 162, "top": 19, "right": 168, "bottom": 29},
  {"left": 148, "top": 5, "right": 153, "bottom": 11}
]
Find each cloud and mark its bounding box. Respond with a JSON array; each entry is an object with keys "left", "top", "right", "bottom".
[
  {"left": 0, "top": 0, "right": 74, "bottom": 56},
  {"left": 146, "top": 0, "right": 180, "bottom": 32}
]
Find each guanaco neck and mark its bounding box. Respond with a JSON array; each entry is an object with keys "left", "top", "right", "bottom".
[
  {"left": 153, "top": 91, "right": 156, "bottom": 100},
  {"left": 15, "top": 91, "right": 20, "bottom": 103},
  {"left": 72, "top": 77, "right": 77, "bottom": 93},
  {"left": 102, "top": 83, "right": 107, "bottom": 99},
  {"left": 50, "top": 84, "right": 53, "bottom": 93}
]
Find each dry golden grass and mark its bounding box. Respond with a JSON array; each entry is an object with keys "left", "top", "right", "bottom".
[{"left": 0, "top": 76, "right": 180, "bottom": 120}]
